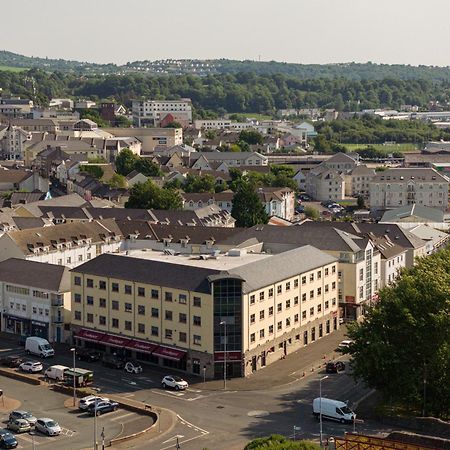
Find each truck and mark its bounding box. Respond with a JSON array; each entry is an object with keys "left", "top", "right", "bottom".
[
  {"left": 312, "top": 397, "right": 356, "bottom": 424},
  {"left": 64, "top": 368, "right": 94, "bottom": 387},
  {"left": 44, "top": 365, "right": 70, "bottom": 381},
  {"left": 25, "top": 337, "right": 54, "bottom": 358}
]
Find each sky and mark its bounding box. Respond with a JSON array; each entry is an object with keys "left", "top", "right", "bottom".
[{"left": 1, "top": 0, "right": 449, "bottom": 66}]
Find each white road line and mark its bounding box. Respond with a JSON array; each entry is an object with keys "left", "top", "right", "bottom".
[
  {"left": 176, "top": 414, "right": 209, "bottom": 435},
  {"left": 110, "top": 412, "right": 135, "bottom": 421}
]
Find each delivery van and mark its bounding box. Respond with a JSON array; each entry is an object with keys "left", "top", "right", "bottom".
[
  {"left": 25, "top": 337, "right": 55, "bottom": 358},
  {"left": 44, "top": 365, "right": 69, "bottom": 381},
  {"left": 312, "top": 397, "right": 355, "bottom": 424}
]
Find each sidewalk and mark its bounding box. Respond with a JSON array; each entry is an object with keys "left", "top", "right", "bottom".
[{"left": 194, "top": 326, "right": 348, "bottom": 391}]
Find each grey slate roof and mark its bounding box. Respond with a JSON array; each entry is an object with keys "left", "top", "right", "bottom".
[{"left": 380, "top": 204, "right": 444, "bottom": 223}]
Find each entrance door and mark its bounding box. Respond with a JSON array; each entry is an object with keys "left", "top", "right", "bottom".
[
  {"left": 311, "top": 327, "right": 316, "bottom": 341},
  {"left": 326, "top": 320, "right": 330, "bottom": 334},
  {"left": 15, "top": 321, "right": 21, "bottom": 335},
  {"left": 56, "top": 327, "right": 61, "bottom": 343},
  {"left": 251, "top": 356, "right": 257, "bottom": 372},
  {"left": 192, "top": 358, "right": 200, "bottom": 375},
  {"left": 261, "top": 352, "right": 266, "bottom": 367},
  {"left": 303, "top": 331, "right": 308, "bottom": 345}
]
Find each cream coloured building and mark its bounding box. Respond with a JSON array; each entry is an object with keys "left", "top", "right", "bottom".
[{"left": 70, "top": 246, "right": 339, "bottom": 379}]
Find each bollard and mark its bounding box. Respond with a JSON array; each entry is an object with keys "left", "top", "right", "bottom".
[{"left": 302, "top": 371, "right": 305, "bottom": 377}]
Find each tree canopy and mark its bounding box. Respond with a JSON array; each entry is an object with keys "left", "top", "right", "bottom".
[
  {"left": 347, "top": 248, "right": 450, "bottom": 418},
  {"left": 115, "top": 148, "right": 161, "bottom": 177},
  {"left": 244, "top": 435, "right": 321, "bottom": 450},
  {"left": 125, "top": 180, "right": 182, "bottom": 210},
  {"left": 231, "top": 181, "right": 268, "bottom": 227}
]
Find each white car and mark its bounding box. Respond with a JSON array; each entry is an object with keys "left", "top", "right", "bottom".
[
  {"left": 124, "top": 361, "right": 143, "bottom": 374},
  {"left": 79, "top": 395, "right": 109, "bottom": 411},
  {"left": 338, "top": 340, "right": 353, "bottom": 350},
  {"left": 19, "top": 361, "right": 43, "bottom": 373},
  {"left": 35, "top": 418, "right": 61, "bottom": 436},
  {"left": 162, "top": 375, "right": 188, "bottom": 391}
]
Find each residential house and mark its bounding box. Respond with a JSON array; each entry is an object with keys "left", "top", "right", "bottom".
[{"left": 0, "top": 124, "right": 32, "bottom": 160}]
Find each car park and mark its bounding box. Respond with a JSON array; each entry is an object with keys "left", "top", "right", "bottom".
[
  {"left": 87, "top": 401, "right": 119, "bottom": 416},
  {"left": 0, "top": 428, "right": 17, "bottom": 448},
  {"left": 76, "top": 348, "right": 102, "bottom": 362},
  {"left": 7, "top": 419, "right": 31, "bottom": 434},
  {"left": 102, "top": 354, "right": 125, "bottom": 369},
  {"left": 162, "top": 375, "right": 189, "bottom": 391},
  {"left": 19, "top": 361, "right": 43, "bottom": 373},
  {"left": 124, "top": 361, "right": 143, "bottom": 374},
  {"left": 326, "top": 361, "right": 346, "bottom": 373},
  {"left": 8, "top": 411, "right": 37, "bottom": 426},
  {"left": 79, "top": 395, "right": 110, "bottom": 411},
  {"left": 0, "top": 356, "right": 23, "bottom": 368},
  {"left": 35, "top": 418, "right": 61, "bottom": 436}
]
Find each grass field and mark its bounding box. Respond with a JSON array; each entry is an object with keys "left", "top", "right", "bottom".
[
  {"left": 343, "top": 143, "right": 420, "bottom": 153},
  {"left": 237, "top": 113, "right": 274, "bottom": 120},
  {"left": 0, "top": 65, "right": 28, "bottom": 72}
]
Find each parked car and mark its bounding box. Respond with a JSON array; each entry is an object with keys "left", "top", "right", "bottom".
[
  {"left": 35, "top": 418, "right": 61, "bottom": 436},
  {"left": 161, "top": 375, "right": 189, "bottom": 391},
  {"left": 337, "top": 340, "right": 353, "bottom": 351},
  {"left": 19, "top": 361, "right": 43, "bottom": 373},
  {"left": 76, "top": 348, "right": 101, "bottom": 362},
  {"left": 0, "top": 429, "right": 17, "bottom": 448},
  {"left": 102, "top": 354, "right": 125, "bottom": 369},
  {"left": 321, "top": 200, "right": 334, "bottom": 207},
  {"left": 326, "top": 361, "right": 346, "bottom": 373},
  {"left": 124, "top": 361, "right": 143, "bottom": 374},
  {"left": 0, "top": 356, "right": 23, "bottom": 368},
  {"left": 295, "top": 205, "right": 305, "bottom": 214},
  {"left": 7, "top": 419, "right": 31, "bottom": 434},
  {"left": 299, "top": 194, "right": 311, "bottom": 201},
  {"left": 8, "top": 411, "right": 37, "bottom": 426},
  {"left": 79, "top": 395, "right": 110, "bottom": 411},
  {"left": 87, "top": 401, "right": 119, "bottom": 416}
]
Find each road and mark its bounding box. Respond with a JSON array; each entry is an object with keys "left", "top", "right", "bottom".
[{"left": 0, "top": 340, "right": 397, "bottom": 450}]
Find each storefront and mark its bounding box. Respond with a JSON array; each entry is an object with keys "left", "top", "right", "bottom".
[
  {"left": 214, "top": 351, "right": 242, "bottom": 379},
  {"left": 4, "top": 315, "right": 31, "bottom": 336},
  {"left": 153, "top": 345, "right": 187, "bottom": 371},
  {"left": 31, "top": 320, "right": 49, "bottom": 340}
]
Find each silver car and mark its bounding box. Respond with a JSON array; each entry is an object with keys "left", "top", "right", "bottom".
[
  {"left": 35, "top": 418, "right": 61, "bottom": 436},
  {"left": 79, "top": 395, "right": 109, "bottom": 411},
  {"left": 8, "top": 411, "right": 37, "bottom": 426}
]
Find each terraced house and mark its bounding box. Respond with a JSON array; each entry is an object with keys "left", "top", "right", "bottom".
[{"left": 70, "top": 246, "right": 339, "bottom": 379}]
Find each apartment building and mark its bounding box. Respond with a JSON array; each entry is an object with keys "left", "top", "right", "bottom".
[
  {"left": 305, "top": 166, "right": 345, "bottom": 201},
  {"left": 190, "top": 151, "right": 268, "bottom": 170},
  {"left": 344, "top": 165, "right": 376, "bottom": 199},
  {"left": 0, "top": 258, "right": 71, "bottom": 343},
  {"left": 71, "top": 246, "right": 339, "bottom": 379},
  {"left": 0, "top": 124, "right": 32, "bottom": 160},
  {"left": 369, "top": 168, "right": 449, "bottom": 211},
  {"left": 132, "top": 99, "right": 192, "bottom": 127}
]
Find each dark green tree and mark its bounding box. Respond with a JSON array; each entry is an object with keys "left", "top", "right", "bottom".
[
  {"left": 356, "top": 195, "right": 365, "bottom": 208},
  {"left": 134, "top": 158, "right": 162, "bottom": 177},
  {"left": 125, "top": 180, "right": 183, "bottom": 210},
  {"left": 79, "top": 165, "right": 104, "bottom": 179},
  {"left": 231, "top": 182, "right": 268, "bottom": 227},
  {"left": 107, "top": 173, "right": 127, "bottom": 189},
  {"left": 239, "top": 129, "right": 264, "bottom": 145},
  {"left": 115, "top": 148, "right": 139, "bottom": 176},
  {"left": 245, "top": 435, "right": 321, "bottom": 450}
]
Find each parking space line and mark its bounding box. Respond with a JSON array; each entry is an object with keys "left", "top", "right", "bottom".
[{"left": 110, "top": 412, "right": 135, "bottom": 421}]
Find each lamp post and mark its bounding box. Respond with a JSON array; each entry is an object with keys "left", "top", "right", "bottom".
[
  {"left": 94, "top": 398, "right": 99, "bottom": 450},
  {"left": 203, "top": 365, "right": 206, "bottom": 384},
  {"left": 70, "top": 347, "right": 76, "bottom": 407},
  {"left": 319, "top": 375, "right": 328, "bottom": 447},
  {"left": 220, "top": 320, "right": 227, "bottom": 390}
]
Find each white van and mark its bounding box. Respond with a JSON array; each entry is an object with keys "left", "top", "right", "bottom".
[
  {"left": 312, "top": 397, "right": 355, "bottom": 424},
  {"left": 25, "top": 337, "right": 55, "bottom": 358},
  {"left": 44, "top": 365, "right": 69, "bottom": 381}
]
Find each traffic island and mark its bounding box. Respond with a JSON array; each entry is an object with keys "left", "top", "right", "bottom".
[{"left": 0, "top": 395, "right": 21, "bottom": 412}]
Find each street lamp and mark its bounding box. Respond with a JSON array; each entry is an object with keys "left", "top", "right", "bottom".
[
  {"left": 319, "top": 375, "right": 328, "bottom": 447},
  {"left": 94, "top": 398, "right": 99, "bottom": 450},
  {"left": 220, "top": 320, "right": 227, "bottom": 390},
  {"left": 70, "top": 347, "right": 76, "bottom": 407}
]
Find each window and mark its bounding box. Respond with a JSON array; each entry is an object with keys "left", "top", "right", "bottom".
[
  {"left": 74, "top": 311, "right": 81, "bottom": 321},
  {"left": 112, "top": 283, "right": 119, "bottom": 293},
  {"left": 332, "top": 282, "right": 336, "bottom": 290},
  {"left": 269, "top": 306, "right": 274, "bottom": 316},
  {"left": 286, "top": 318, "right": 291, "bottom": 327},
  {"left": 317, "top": 270, "right": 322, "bottom": 279},
  {"left": 302, "top": 293, "right": 306, "bottom": 302},
  {"left": 112, "top": 300, "right": 118, "bottom": 310},
  {"left": 87, "top": 313, "right": 94, "bottom": 323},
  {"left": 193, "top": 316, "right": 201, "bottom": 326},
  {"left": 325, "top": 268, "right": 329, "bottom": 276},
  {"left": 99, "top": 280, "right": 106, "bottom": 290},
  {"left": 268, "top": 288, "right": 274, "bottom": 298},
  {"left": 179, "top": 294, "right": 187, "bottom": 304},
  {"left": 165, "top": 292, "right": 173, "bottom": 302},
  {"left": 87, "top": 253, "right": 91, "bottom": 260},
  {"left": 374, "top": 262, "right": 378, "bottom": 275},
  {"left": 259, "top": 310, "right": 265, "bottom": 320},
  {"left": 250, "top": 333, "right": 255, "bottom": 343},
  {"left": 294, "top": 279, "right": 299, "bottom": 288},
  {"left": 286, "top": 282, "right": 291, "bottom": 291},
  {"left": 332, "top": 265, "right": 336, "bottom": 274},
  {"left": 359, "top": 286, "right": 364, "bottom": 298},
  {"left": 165, "top": 310, "right": 173, "bottom": 321},
  {"left": 151, "top": 326, "right": 159, "bottom": 337},
  {"left": 112, "top": 318, "right": 119, "bottom": 328},
  {"left": 193, "top": 335, "right": 201, "bottom": 345},
  {"left": 309, "top": 273, "right": 314, "bottom": 282},
  {"left": 325, "top": 284, "right": 329, "bottom": 293},
  {"left": 250, "top": 295, "right": 255, "bottom": 305},
  {"left": 294, "top": 314, "right": 299, "bottom": 323},
  {"left": 317, "top": 304, "right": 322, "bottom": 313},
  {"left": 301, "top": 276, "right": 306, "bottom": 285},
  {"left": 260, "top": 329, "right": 265, "bottom": 339},
  {"left": 67, "top": 257, "right": 71, "bottom": 264},
  {"left": 302, "top": 311, "right": 307, "bottom": 319},
  {"left": 193, "top": 296, "right": 201, "bottom": 307},
  {"left": 325, "top": 300, "right": 329, "bottom": 310},
  {"left": 179, "top": 332, "right": 187, "bottom": 342},
  {"left": 286, "top": 299, "right": 291, "bottom": 309},
  {"left": 125, "top": 303, "right": 132, "bottom": 313},
  {"left": 310, "top": 307, "right": 314, "bottom": 316},
  {"left": 124, "top": 285, "right": 132, "bottom": 295},
  {"left": 179, "top": 313, "right": 187, "bottom": 323},
  {"left": 250, "top": 314, "right": 255, "bottom": 324},
  {"left": 86, "top": 296, "right": 94, "bottom": 305},
  {"left": 86, "top": 278, "right": 94, "bottom": 288},
  {"left": 165, "top": 329, "right": 172, "bottom": 340},
  {"left": 317, "top": 287, "right": 322, "bottom": 296},
  {"left": 310, "top": 290, "right": 314, "bottom": 299},
  {"left": 151, "top": 308, "right": 159, "bottom": 318},
  {"left": 259, "top": 291, "right": 265, "bottom": 301},
  {"left": 277, "top": 285, "right": 282, "bottom": 294},
  {"left": 294, "top": 296, "right": 299, "bottom": 305},
  {"left": 332, "top": 298, "right": 336, "bottom": 306},
  {"left": 125, "top": 320, "right": 132, "bottom": 331},
  {"left": 58, "top": 259, "right": 62, "bottom": 265},
  {"left": 78, "top": 255, "right": 83, "bottom": 262},
  {"left": 74, "top": 276, "right": 81, "bottom": 286},
  {"left": 359, "top": 268, "right": 364, "bottom": 281},
  {"left": 32, "top": 306, "right": 37, "bottom": 314},
  {"left": 74, "top": 293, "right": 81, "bottom": 303},
  {"left": 138, "top": 305, "right": 145, "bottom": 315},
  {"left": 277, "top": 303, "right": 282, "bottom": 312},
  {"left": 151, "top": 289, "right": 159, "bottom": 299},
  {"left": 269, "top": 325, "right": 274, "bottom": 334},
  {"left": 138, "top": 323, "right": 145, "bottom": 334},
  {"left": 277, "top": 321, "right": 282, "bottom": 331},
  {"left": 99, "top": 316, "right": 106, "bottom": 325},
  {"left": 138, "top": 287, "right": 145, "bottom": 297}
]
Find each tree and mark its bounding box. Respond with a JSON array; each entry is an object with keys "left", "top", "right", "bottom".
[
  {"left": 356, "top": 195, "right": 365, "bottom": 208},
  {"left": 347, "top": 249, "right": 450, "bottom": 418},
  {"left": 231, "top": 182, "right": 268, "bottom": 227},
  {"left": 184, "top": 174, "right": 216, "bottom": 193},
  {"left": 79, "top": 165, "right": 104, "bottom": 179},
  {"left": 115, "top": 148, "right": 139, "bottom": 176},
  {"left": 134, "top": 158, "right": 162, "bottom": 177},
  {"left": 107, "top": 173, "right": 127, "bottom": 189},
  {"left": 304, "top": 206, "right": 319, "bottom": 220},
  {"left": 125, "top": 180, "right": 183, "bottom": 210},
  {"left": 245, "top": 435, "right": 321, "bottom": 450},
  {"left": 239, "top": 129, "right": 263, "bottom": 145},
  {"left": 164, "top": 121, "right": 182, "bottom": 129}
]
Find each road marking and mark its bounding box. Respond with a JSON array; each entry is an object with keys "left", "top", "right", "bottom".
[
  {"left": 110, "top": 412, "right": 135, "bottom": 421},
  {"left": 162, "top": 434, "right": 185, "bottom": 445},
  {"left": 176, "top": 414, "right": 209, "bottom": 435},
  {"left": 186, "top": 395, "right": 205, "bottom": 402},
  {"left": 159, "top": 417, "right": 209, "bottom": 450},
  {"left": 121, "top": 393, "right": 135, "bottom": 398}
]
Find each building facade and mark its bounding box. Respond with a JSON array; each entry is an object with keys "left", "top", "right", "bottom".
[{"left": 132, "top": 99, "right": 192, "bottom": 127}]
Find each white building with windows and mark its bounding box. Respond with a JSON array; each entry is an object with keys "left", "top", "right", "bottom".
[{"left": 132, "top": 99, "right": 192, "bottom": 127}]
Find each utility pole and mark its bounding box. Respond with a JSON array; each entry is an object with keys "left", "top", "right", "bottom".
[
  {"left": 220, "top": 320, "right": 227, "bottom": 390},
  {"left": 94, "top": 399, "right": 98, "bottom": 450},
  {"left": 70, "top": 348, "right": 76, "bottom": 407},
  {"left": 101, "top": 427, "right": 105, "bottom": 450},
  {"left": 319, "top": 376, "right": 328, "bottom": 447}
]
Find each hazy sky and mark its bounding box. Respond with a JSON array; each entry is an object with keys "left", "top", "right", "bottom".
[{"left": 2, "top": 0, "right": 449, "bottom": 66}]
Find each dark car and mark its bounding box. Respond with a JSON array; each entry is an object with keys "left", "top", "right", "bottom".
[
  {"left": 326, "top": 361, "right": 346, "bottom": 374},
  {"left": 0, "top": 428, "right": 18, "bottom": 449},
  {"left": 295, "top": 205, "right": 305, "bottom": 214},
  {"left": 102, "top": 354, "right": 125, "bottom": 369},
  {"left": 76, "top": 348, "right": 101, "bottom": 362},
  {"left": 299, "top": 194, "right": 311, "bottom": 201},
  {"left": 87, "top": 401, "right": 119, "bottom": 416},
  {"left": 0, "top": 356, "right": 23, "bottom": 368}
]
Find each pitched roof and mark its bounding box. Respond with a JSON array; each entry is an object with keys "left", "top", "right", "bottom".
[
  {"left": 372, "top": 167, "right": 449, "bottom": 183},
  {"left": 0, "top": 169, "right": 33, "bottom": 184},
  {"left": 0, "top": 258, "right": 70, "bottom": 292},
  {"left": 380, "top": 204, "right": 444, "bottom": 223},
  {"left": 325, "top": 152, "right": 357, "bottom": 164}
]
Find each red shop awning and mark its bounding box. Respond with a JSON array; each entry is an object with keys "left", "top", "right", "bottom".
[
  {"left": 102, "top": 334, "right": 132, "bottom": 348},
  {"left": 76, "top": 328, "right": 106, "bottom": 343},
  {"left": 152, "top": 345, "right": 187, "bottom": 361},
  {"left": 125, "top": 339, "right": 159, "bottom": 354},
  {"left": 214, "top": 351, "right": 242, "bottom": 362}
]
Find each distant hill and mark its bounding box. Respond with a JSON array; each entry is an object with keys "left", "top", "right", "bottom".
[{"left": 2, "top": 50, "right": 450, "bottom": 81}]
